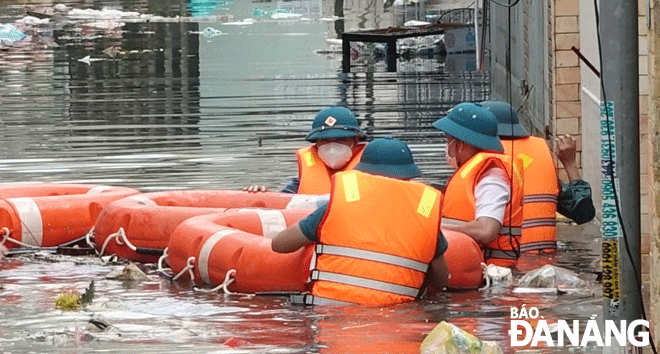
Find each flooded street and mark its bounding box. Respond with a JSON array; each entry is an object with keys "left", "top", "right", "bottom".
[{"left": 0, "top": 0, "right": 602, "bottom": 353}]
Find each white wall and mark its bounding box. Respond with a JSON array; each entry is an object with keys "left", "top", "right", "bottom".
[{"left": 579, "top": 0, "right": 602, "bottom": 219}]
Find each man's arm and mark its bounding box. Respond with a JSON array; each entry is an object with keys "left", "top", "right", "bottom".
[
  {"left": 271, "top": 223, "right": 314, "bottom": 253},
  {"left": 555, "top": 134, "right": 595, "bottom": 224},
  {"left": 556, "top": 134, "right": 581, "bottom": 181},
  {"left": 427, "top": 255, "right": 449, "bottom": 291},
  {"left": 442, "top": 217, "right": 502, "bottom": 245}
]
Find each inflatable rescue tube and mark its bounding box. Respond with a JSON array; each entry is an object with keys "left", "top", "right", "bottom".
[
  {"left": 0, "top": 183, "right": 140, "bottom": 249},
  {"left": 167, "top": 209, "right": 313, "bottom": 293},
  {"left": 93, "top": 190, "right": 327, "bottom": 263},
  {"left": 442, "top": 229, "right": 485, "bottom": 289}
]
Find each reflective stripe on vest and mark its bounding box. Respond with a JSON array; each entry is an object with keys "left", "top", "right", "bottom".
[
  {"left": 441, "top": 217, "right": 522, "bottom": 236},
  {"left": 502, "top": 138, "right": 559, "bottom": 253},
  {"left": 315, "top": 244, "right": 429, "bottom": 273},
  {"left": 7, "top": 197, "right": 43, "bottom": 247},
  {"left": 311, "top": 270, "right": 420, "bottom": 298},
  {"left": 290, "top": 293, "right": 355, "bottom": 306},
  {"left": 523, "top": 194, "right": 558, "bottom": 204},
  {"left": 522, "top": 218, "right": 557, "bottom": 228},
  {"left": 519, "top": 241, "right": 557, "bottom": 252}
]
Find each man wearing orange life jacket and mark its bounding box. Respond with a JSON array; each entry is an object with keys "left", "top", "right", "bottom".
[
  {"left": 432, "top": 102, "right": 524, "bottom": 268},
  {"left": 272, "top": 138, "right": 449, "bottom": 306},
  {"left": 245, "top": 106, "right": 367, "bottom": 195},
  {"left": 481, "top": 100, "right": 595, "bottom": 253}
]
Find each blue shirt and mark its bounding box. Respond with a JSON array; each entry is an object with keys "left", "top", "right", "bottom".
[
  {"left": 280, "top": 177, "right": 299, "bottom": 194},
  {"left": 298, "top": 202, "right": 448, "bottom": 260}
]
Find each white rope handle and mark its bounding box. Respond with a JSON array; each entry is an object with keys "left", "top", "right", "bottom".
[
  {"left": 0, "top": 227, "right": 41, "bottom": 249},
  {"left": 98, "top": 230, "right": 119, "bottom": 257},
  {"left": 479, "top": 262, "right": 490, "bottom": 290},
  {"left": 98, "top": 227, "right": 138, "bottom": 257},
  {"left": 115, "top": 228, "right": 137, "bottom": 251},
  {"left": 85, "top": 227, "right": 99, "bottom": 255},
  {"left": 193, "top": 269, "right": 250, "bottom": 296},
  {"left": 172, "top": 256, "right": 196, "bottom": 282},
  {"left": 157, "top": 247, "right": 173, "bottom": 278}
]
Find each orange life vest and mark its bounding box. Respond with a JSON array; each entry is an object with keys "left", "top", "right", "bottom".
[
  {"left": 302, "top": 171, "right": 441, "bottom": 306},
  {"left": 501, "top": 137, "right": 559, "bottom": 253},
  {"left": 442, "top": 152, "right": 524, "bottom": 267},
  {"left": 296, "top": 143, "right": 366, "bottom": 195}
]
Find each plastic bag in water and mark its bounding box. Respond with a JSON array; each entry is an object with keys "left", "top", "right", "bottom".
[
  {"left": 518, "top": 264, "right": 590, "bottom": 289},
  {"left": 0, "top": 24, "right": 26, "bottom": 45},
  {"left": 420, "top": 321, "right": 503, "bottom": 354}
]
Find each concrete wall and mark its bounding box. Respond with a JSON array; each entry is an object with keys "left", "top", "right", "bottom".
[
  {"left": 647, "top": 0, "right": 660, "bottom": 347},
  {"left": 577, "top": 0, "right": 600, "bottom": 209},
  {"left": 490, "top": 0, "right": 551, "bottom": 136},
  {"left": 573, "top": 0, "right": 656, "bottom": 345}
]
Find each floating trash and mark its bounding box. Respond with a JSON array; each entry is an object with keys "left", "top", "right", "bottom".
[
  {"left": 420, "top": 321, "right": 504, "bottom": 354},
  {"left": 254, "top": 8, "right": 292, "bottom": 18},
  {"left": 480, "top": 264, "right": 513, "bottom": 289},
  {"left": 78, "top": 55, "right": 104, "bottom": 65},
  {"left": 0, "top": 24, "right": 27, "bottom": 45},
  {"left": 106, "top": 262, "right": 149, "bottom": 281},
  {"left": 201, "top": 26, "right": 223, "bottom": 38},
  {"left": 514, "top": 264, "right": 592, "bottom": 294},
  {"left": 271, "top": 13, "right": 302, "bottom": 20},
  {"left": 55, "top": 280, "right": 95, "bottom": 310}
]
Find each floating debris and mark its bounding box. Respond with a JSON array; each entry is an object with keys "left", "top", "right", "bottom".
[
  {"left": 0, "top": 24, "right": 27, "bottom": 45},
  {"left": 271, "top": 13, "right": 302, "bottom": 20},
  {"left": 55, "top": 292, "right": 80, "bottom": 310},
  {"left": 102, "top": 45, "right": 120, "bottom": 58},
  {"left": 106, "top": 262, "right": 149, "bottom": 281},
  {"left": 55, "top": 280, "right": 95, "bottom": 310},
  {"left": 420, "top": 321, "right": 503, "bottom": 354},
  {"left": 514, "top": 265, "right": 592, "bottom": 294},
  {"left": 78, "top": 55, "right": 103, "bottom": 65},
  {"left": 481, "top": 264, "right": 513, "bottom": 289},
  {"left": 201, "top": 26, "right": 223, "bottom": 38}
]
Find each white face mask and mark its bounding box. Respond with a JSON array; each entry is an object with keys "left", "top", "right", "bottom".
[
  {"left": 446, "top": 140, "right": 459, "bottom": 169},
  {"left": 317, "top": 142, "right": 353, "bottom": 169}
]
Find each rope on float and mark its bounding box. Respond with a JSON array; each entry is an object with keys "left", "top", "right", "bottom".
[
  {"left": 85, "top": 227, "right": 99, "bottom": 255},
  {"left": 172, "top": 256, "right": 196, "bottom": 282},
  {"left": 193, "top": 269, "right": 248, "bottom": 296},
  {"left": 157, "top": 247, "right": 173, "bottom": 279},
  {"left": 0, "top": 227, "right": 41, "bottom": 249},
  {"left": 98, "top": 227, "right": 138, "bottom": 257},
  {"left": 478, "top": 262, "right": 490, "bottom": 290}
]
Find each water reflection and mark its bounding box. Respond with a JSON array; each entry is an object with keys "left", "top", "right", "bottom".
[{"left": 0, "top": 0, "right": 602, "bottom": 353}]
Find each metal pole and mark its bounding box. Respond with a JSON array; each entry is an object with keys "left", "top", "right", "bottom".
[{"left": 599, "top": 0, "right": 640, "bottom": 351}]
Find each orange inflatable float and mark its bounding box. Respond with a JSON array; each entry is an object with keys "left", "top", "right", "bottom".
[
  {"left": 92, "top": 190, "right": 327, "bottom": 263},
  {"left": 0, "top": 183, "right": 140, "bottom": 249},
  {"left": 165, "top": 211, "right": 485, "bottom": 294},
  {"left": 166, "top": 209, "right": 313, "bottom": 293},
  {"left": 442, "top": 229, "right": 485, "bottom": 290}
]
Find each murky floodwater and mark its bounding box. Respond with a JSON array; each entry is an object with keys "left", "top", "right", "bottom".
[{"left": 0, "top": 0, "right": 602, "bottom": 353}]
